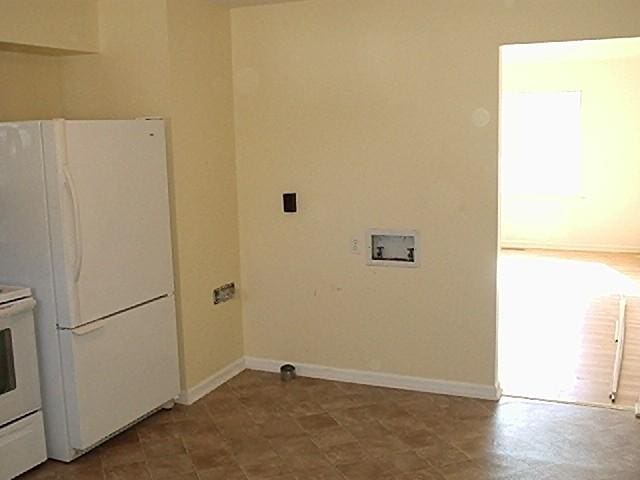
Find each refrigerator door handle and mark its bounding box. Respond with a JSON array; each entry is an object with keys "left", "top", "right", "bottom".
[
  {"left": 63, "top": 165, "right": 83, "bottom": 282},
  {"left": 71, "top": 319, "right": 107, "bottom": 336}
]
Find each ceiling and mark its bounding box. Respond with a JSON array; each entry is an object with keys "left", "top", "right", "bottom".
[{"left": 502, "top": 36, "right": 640, "bottom": 64}]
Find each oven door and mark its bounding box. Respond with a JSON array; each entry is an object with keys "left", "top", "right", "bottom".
[{"left": 0, "top": 297, "right": 41, "bottom": 427}]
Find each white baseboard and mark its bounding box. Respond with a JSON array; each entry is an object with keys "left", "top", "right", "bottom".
[
  {"left": 177, "top": 357, "right": 245, "bottom": 405},
  {"left": 501, "top": 240, "right": 640, "bottom": 254},
  {"left": 176, "top": 356, "right": 501, "bottom": 405},
  {"left": 244, "top": 356, "right": 502, "bottom": 401}
]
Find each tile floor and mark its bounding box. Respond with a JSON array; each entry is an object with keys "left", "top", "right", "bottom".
[{"left": 20, "top": 370, "right": 640, "bottom": 479}]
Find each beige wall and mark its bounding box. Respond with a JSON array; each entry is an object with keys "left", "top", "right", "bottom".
[
  {"left": 232, "top": 0, "right": 640, "bottom": 387},
  {"left": 0, "top": 52, "right": 63, "bottom": 121},
  {"left": 6, "top": 0, "right": 640, "bottom": 395},
  {"left": 501, "top": 56, "right": 640, "bottom": 252},
  {"left": 0, "top": 0, "right": 96, "bottom": 121},
  {"left": 166, "top": 0, "right": 243, "bottom": 388},
  {"left": 61, "top": 0, "right": 243, "bottom": 390},
  {"left": 0, "top": 0, "right": 98, "bottom": 53},
  {"left": 60, "top": 0, "right": 171, "bottom": 119}
]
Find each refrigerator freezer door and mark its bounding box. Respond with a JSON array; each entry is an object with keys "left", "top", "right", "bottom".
[
  {"left": 57, "top": 120, "right": 174, "bottom": 328},
  {"left": 58, "top": 295, "right": 179, "bottom": 451}
]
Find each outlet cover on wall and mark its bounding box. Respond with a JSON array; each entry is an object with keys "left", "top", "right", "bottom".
[
  {"left": 213, "top": 282, "right": 235, "bottom": 305},
  {"left": 350, "top": 236, "right": 361, "bottom": 255}
]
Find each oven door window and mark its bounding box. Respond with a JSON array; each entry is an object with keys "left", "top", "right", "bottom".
[{"left": 0, "top": 328, "right": 17, "bottom": 394}]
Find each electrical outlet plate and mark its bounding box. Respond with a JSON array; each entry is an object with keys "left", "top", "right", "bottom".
[
  {"left": 213, "top": 282, "right": 236, "bottom": 305},
  {"left": 350, "top": 236, "right": 361, "bottom": 255}
]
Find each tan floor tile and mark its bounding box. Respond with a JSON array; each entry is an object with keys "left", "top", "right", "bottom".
[
  {"left": 197, "top": 463, "right": 248, "bottom": 479},
  {"left": 241, "top": 456, "right": 294, "bottom": 479},
  {"left": 136, "top": 423, "right": 176, "bottom": 443},
  {"left": 16, "top": 370, "right": 640, "bottom": 480},
  {"left": 233, "top": 442, "right": 280, "bottom": 466},
  {"left": 330, "top": 404, "right": 385, "bottom": 426},
  {"left": 206, "top": 397, "right": 247, "bottom": 419},
  {"left": 336, "top": 458, "right": 386, "bottom": 478},
  {"left": 16, "top": 463, "right": 59, "bottom": 480},
  {"left": 359, "top": 433, "right": 411, "bottom": 458},
  {"left": 104, "top": 462, "right": 150, "bottom": 480},
  {"left": 55, "top": 452, "right": 103, "bottom": 474},
  {"left": 345, "top": 419, "right": 392, "bottom": 439},
  {"left": 188, "top": 448, "right": 237, "bottom": 470},
  {"left": 255, "top": 475, "right": 296, "bottom": 480},
  {"left": 284, "top": 399, "right": 327, "bottom": 417},
  {"left": 181, "top": 430, "right": 229, "bottom": 453},
  {"left": 139, "top": 408, "right": 174, "bottom": 426},
  {"left": 100, "top": 429, "right": 141, "bottom": 448},
  {"left": 168, "top": 418, "right": 216, "bottom": 437},
  {"left": 293, "top": 465, "right": 344, "bottom": 479},
  {"left": 435, "top": 459, "right": 489, "bottom": 480},
  {"left": 297, "top": 412, "right": 340, "bottom": 431},
  {"left": 309, "top": 425, "right": 358, "bottom": 449},
  {"left": 396, "top": 429, "right": 440, "bottom": 449},
  {"left": 322, "top": 441, "right": 370, "bottom": 465},
  {"left": 141, "top": 436, "right": 185, "bottom": 458},
  {"left": 145, "top": 454, "right": 194, "bottom": 479},
  {"left": 214, "top": 412, "right": 262, "bottom": 439},
  {"left": 259, "top": 416, "right": 306, "bottom": 439},
  {"left": 244, "top": 404, "right": 288, "bottom": 424},
  {"left": 288, "top": 450, "right": 333, "bottom": 471},
  {"left": 270, "top": 434, "right": 321, "bottom": 455},
  {"left": 393, "top": 469, "right": 447, "bottom": 480},
  {"left": 59, "top": 470, "right": 107, "bottom": 480},
  {"left": 377, "top": 450, "right": 431, "bottom": 474},
  {"left": 415, "top": 438, "right": 470, "bottom": 468},
  {"left": 100, "top": 444, "right": 146, "bottom": 469}
]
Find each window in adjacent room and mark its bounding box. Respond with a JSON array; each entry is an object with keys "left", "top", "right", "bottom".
[{"left": 500, "top": 90, "right": 582, "bottom": 196}]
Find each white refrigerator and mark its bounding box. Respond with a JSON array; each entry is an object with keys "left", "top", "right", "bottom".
[{"left": 0, "top": 119, "right": 180, "bottom": 462}]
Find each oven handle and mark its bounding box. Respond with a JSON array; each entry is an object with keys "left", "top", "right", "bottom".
[{"left": 0, "top": 298, "right": 35, "bottom": 319}]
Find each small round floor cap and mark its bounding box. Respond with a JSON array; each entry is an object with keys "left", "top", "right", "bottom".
[{"left": 280, "top": 364, "right": 296, "bottom": 381}]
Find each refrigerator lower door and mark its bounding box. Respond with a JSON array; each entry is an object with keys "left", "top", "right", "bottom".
[{"left": 58, "top": 295, "right": 179, "bottom": 451}]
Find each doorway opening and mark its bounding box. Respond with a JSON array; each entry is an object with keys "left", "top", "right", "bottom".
[{"left": 497, "top": 37, "right": 640, "bottom": 412}]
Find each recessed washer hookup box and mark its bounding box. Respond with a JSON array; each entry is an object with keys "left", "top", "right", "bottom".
[{"left": 367, "top": 229, "right": 419, "bottom": 268}]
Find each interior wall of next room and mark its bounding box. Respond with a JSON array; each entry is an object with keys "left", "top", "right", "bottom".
[{"left": 501, "top": 54, "right": 640, "bottom": 252}]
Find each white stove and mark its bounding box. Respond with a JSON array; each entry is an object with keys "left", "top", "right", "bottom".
[
  {"left": 0, "top": 285, "right": 32, "bottom": 305},
  {"left": 0, "top": 284, "right": 47, "bottom": 479}
]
